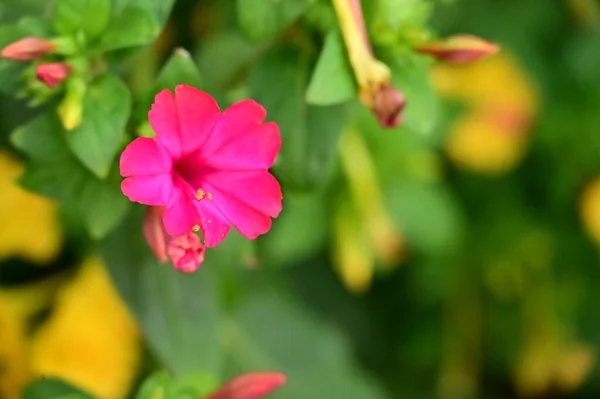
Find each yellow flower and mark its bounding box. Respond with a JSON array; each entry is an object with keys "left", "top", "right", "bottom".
[
  {"left": 0, "top": 151, "right": 62, "bottom": 263},
  {"left": 29, "top": 258, "right": 141, "bottom": 399},
  {"left": 432, "top": 52, "right": 539, "bottom": 175},
  {"left": 580, "top": 178, "right": 600, "bottom": 246},
  {"left": 0, "top": 278, "right": 61, "bottom": 399}
]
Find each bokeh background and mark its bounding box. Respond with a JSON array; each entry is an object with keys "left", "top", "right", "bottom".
[{"left": 2, "top": 0, "right": 600, "bottom": 398}]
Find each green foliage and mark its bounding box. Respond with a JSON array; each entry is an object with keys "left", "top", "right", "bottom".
[
  {"left": 67, "top": 73, "right": 131, "bottom": 178},
  {"left": 306, "top": 30, "right": 356, "bottom": 105},
  {"left": 23, "top": 379, "right": 94, "bottom": 399},
  {"left": 3, "top": 0, "right": 600, "bottom": 399}
]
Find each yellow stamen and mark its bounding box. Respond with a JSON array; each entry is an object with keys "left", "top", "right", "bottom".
[
  {"left": 192, "top": 225, "right": 200, "bottom": 232},
  {"left": 194, "top": 188, "right": 213, "bottom": 201}
]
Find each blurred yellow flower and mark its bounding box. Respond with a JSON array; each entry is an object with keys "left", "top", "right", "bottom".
[
  {"left": 580, "top": 178, "right": 600, "bottom": 246},
  {"left": 0, "top": 299, "right": 29, "bottom": 399},
  {"left": 432, "top": 52, "right": 539, "bottom": 175},
  {"left": 29, "top": 258, "right": 141, "bottom": 399},
  {"left": 0, "top": 151, "right": 62, "bottom": 263},
  {"left": 0, "top": 278, "right": 61, "bottom": 399}
]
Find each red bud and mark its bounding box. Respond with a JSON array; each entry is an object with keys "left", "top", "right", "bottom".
[
  {"left": 416, "top": 34, "right": 500, "bottom": 63},
  {"left": 371, "top": 84, "right": 406, "bottom": 128},
  {"left": 143, "top": 206, "right": 169, "bottom": 262},
  {"left": 1, "top": 37, "right": 55, "bottom": 61},
  {"left": 36, "top": 62, "right": 70, "bottom": 88},
  {"left": 204, "top": 373, "right": 286, "bottom": 399}
]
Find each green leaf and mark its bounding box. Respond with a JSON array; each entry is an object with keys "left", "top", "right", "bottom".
[
  {"left": 306, "top": 30, "right": 356, "bottom": 105},
  {"left": 387, "top": 54, "right": 438, "bottom": 135},
  {"left": 195, "top": 31, "right": 267, "bottom": 92},
  {"left": 135, "top": 371, "right": 173, "bottom": 399},
  {"left": 52, "top": 0, "right": 111, "bottom": 41},
  {"left": 79, "top": 173, "right": 131, "bottom": 239},
  {"left": 250, "top": 48, "right": 346, "bottom": 190},
  {"left": 23, "top": 378, "right": 94, "bottom": 399},
  {"left": 222, "top": 289, "right": 388, "bottom": 399},
  {"left": 155, "top": 48, "right": 203, "bottom": 91},
  {"left": 236, "top": 0, "right": 311, "bottom": 43},
  {"left": 11, "top": 112, "right": 89, "bottom": 201},
  {"left": 67, "top": 73, "right": 131, "bottom": 178},
  {"left": 0, "top": 25, "right": 27, "bottom": 95},
  {"left": 94, "top": 6, "right": 159, "bottom": 52},
  {"left": 258, "top": 191, "right": 329, "bottom": 267},
  {"left": 112, "top": 0, "right": 174, "bottom": 28},
  {"left": 100, "top": 208, "right": 222, "bottom": 377},
  {"left": 385, "top": 180, "right": 464, "bottom": 255}
]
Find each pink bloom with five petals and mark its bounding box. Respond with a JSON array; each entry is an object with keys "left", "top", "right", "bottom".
[{"left": 120, "top": 85, "right": 282, "bottom": 248}]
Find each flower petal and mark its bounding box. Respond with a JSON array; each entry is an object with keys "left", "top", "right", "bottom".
[
  {"left": 149, "top": 86, "right": 221, "bottom": 160},
  {"left": 120, "top": 137, "right": 172, "bottom": 177},
  {"left": 121, "top": 174, "right": 174, "bottom": 206},
  {"left": 148, "top": 89, "right": 181, "bottom": 159},
  {"left": 174, "top": 85, "right": 220, "bottom": 157},
  {"left": 194, "top": 200, "right": 231, "bottom": 247},
  {"left": 197, "top": 100, "right": 281, "bottom": 170},
  {"left": 202, "top": 170, "right": 282, "bottom": 218},
  {"left": 202, "top": 181, "right": 274, "bottom": 241},
  {"left": 162, "top": 177, "right": 202, "bottom": 237}
]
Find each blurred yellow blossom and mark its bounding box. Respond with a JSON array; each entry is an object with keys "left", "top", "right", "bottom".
[
  {"left": 432, "top": 52, "right": 539, "bottom": 175},
  {"left": 29, "top": 258, "right": 141, "bottom": 399},
  {"left": 0, "top": 151, "right": 62, "bottom": 263},
  {"left": 580, "top": 178, "right": 600, "bottom": 246},
  {"left": 0, "top": 278, "right": 61, "bottom": 399}
]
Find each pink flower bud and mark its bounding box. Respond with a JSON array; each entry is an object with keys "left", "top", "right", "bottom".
[
  {"left": 205, "top": 373, "right": 287, "bottom": 399},
  {"left": 416, "top": 34, "right": 500, "bottom": 63},
  {"left": 36, "top": 62, "right": 70, "bottom": 88},
  {"left": 371, "top": 84, "right": 406, "bottom": 128},
  {"left": 143, "top": 206, "right": 169, "bottom": 262},
  {"left": 166, "top": 233, "right": 205, "bottom": 273},
  {"left": 1, "top": 37, "right": 55, "bottom": 61}
]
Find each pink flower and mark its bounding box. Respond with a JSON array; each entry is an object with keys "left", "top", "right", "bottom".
[
  {"left": 166, "top": 233, "right": 205, "bottom": 273},
  {"left": 36, "top": 62, "right": 70, "bottom": 88},
  {"left": 120, "top": 85, "right": 282, "bottom": 248},
  {"left": 204, "top": 372, "right": 286, "bottom": 399},
  {"left": 1, "top": 37, "right": 55, "bottom": 61},
  {"left": 143, "top": 206, "right": 205, "bottom": 272}
]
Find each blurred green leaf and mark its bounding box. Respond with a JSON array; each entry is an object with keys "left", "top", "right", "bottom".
[
  {"left": 250, "top": 48, "right": 345, "bottom": 190},
  {"left": 67, "top": 73, "right": 130, "bottom": 178},
  {"left": 306, "top": 30, "right": 356, "bottom": 105},
  {"left": 79, "top": 173, "right": 130, "bottom": 239},
  {"left": 11, "top": 112, "right": 89, "bottom": 201},
  {"left": 100, "top": 208, "right": 222, "bottom": 377},
  {"left": 52, "top": 0, "right": 111, "bottom": 41},
  {"left": 236, "top": 0, "right": 312, "bottom": 43},
  {"left": 94, "top": 6, "right": 159, "bottom": 53},
  {"left": 258, "top": 191, "right": 329, "bottom": 266},
  {"left": 155, "top": 48, "right": 203, "bottom": 91},
  {"left": 195, "top": 31, "right": 267, "bottom": 92},
  {"left": 387, "top": 54, "right": 438, "bottom": 135},
  {"left": 23, "top": 378, "right": 94, "bottom": 399},
  {"left": 112, "top": 0, "right": 174, "bottom": 28},
  {"left": 385, "top": 180, "right": 464, "bottom": 254},
  {"left": 0, "top": 25, "right": 27, "bottom": 95},
  {"left": 135, "top": 371, "right": 220, "bottom": 399},
  {"left": 223, "top": 289, "right": 389, "bottom": 399}
]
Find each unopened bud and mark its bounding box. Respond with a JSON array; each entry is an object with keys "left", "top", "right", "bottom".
[
  {"left": 36, "top": 62, "right": 70, "bottom": 88},
  {"left": 58, "top": 77, "right": 85, "bottom": 130},
  {"left": 371, "top": 84, "right": 406, "bottom": 128},
  {"left": 142, "top": 206, "right": 169, "bottom": 262},
  {"left": 1, "top": 37, "right": 55, "bottom": 61},
  {"left": 205, "top": 373, "right": 286, "bottom": 399},
  {"left": 416, "top": 34, "right": 500, "bottom": 63},
  {"left": 333, "top": 0, "right": 406, "bottom": 128},
  {"left": 167, "top": 233, "right": 205, "bottom": 273}
]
